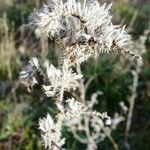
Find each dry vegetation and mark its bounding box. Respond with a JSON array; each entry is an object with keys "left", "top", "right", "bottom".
[{"left": 0, "top": 0, "right": 150, "bottom": 150}]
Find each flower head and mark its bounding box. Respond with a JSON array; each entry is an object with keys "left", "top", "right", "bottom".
[
  {"left": 43, "top": 61, "right": 82, "bottom": 98},
  {"left": 39, "top": 114, "right": 65, "bottom": 149},
  {"left": 19, "top": 57, "right": 39, "bottom": 91},
  {"left": 29, "top": 0, "right": 142, "bottom": 64}
]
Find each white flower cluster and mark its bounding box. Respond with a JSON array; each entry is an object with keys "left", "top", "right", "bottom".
[
  {"left": 19, "top": 60, "right": 124, "bottom": 150},
  {"left": 29, "top": 0, "right": 141, "bottom": 64},
  {"left": 43, "top": 61, "right": 82, "bottom": 99},
  {"left": 37, "top": 90, "right": 116, "bottom": 150},
  {"left": 65, "top": 98, "right": 87, "bottom": 120},
  {"left": 38, "top": 97, "right": 113, "bottom": 150},
  {"left": 19, "top": 57, "right": 39, "bottom": 92},
  {"left": 19, "top": 0, "right": 138, "bottom": 149},
  {"left": 63, "top": 96, "right": 123, "bottom": 150},
  {"left": 39, "top": 114, "right": 65, "bottom": 150}
]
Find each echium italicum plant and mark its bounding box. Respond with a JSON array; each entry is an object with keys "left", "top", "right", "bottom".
[{"left": 19, "top": 0, "right": 142, "bottom": 149}]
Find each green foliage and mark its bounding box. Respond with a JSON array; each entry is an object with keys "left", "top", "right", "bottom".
[
  {"left": 6, "top": 4, "right": 33, "bottom": 28},
  {"left": 117, "top": 2, "right": 150, "bottom": 38},
  {"left": 0, "top": 99, "right": 40, "bottom": 149},
  {"left": 83, "top": 57, "right": 130, "bottom": 113}
]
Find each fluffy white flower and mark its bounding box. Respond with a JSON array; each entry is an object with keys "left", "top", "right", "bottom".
[
  {"left": 65, "top": 98, "right": 87, "bottom": 118},
  {"left": 39, "top": 114, "right": 54, "bottom": 133},
  {"left": 19, "top": 57, "right": 39, "bottom": 91},
  {"left": 43, "top": 62, "right": 82, "bottom": 98},
  {"left": 29, "top": 0, "right": 141, "bottom": 64},
  {"left": 21, "top": 1, "right": 142, "bottom": 149},
  {"left": 39, "top": 114, "right": 65, "bottom": 150},
  {"left": 64, "top": 98, "right": 112, "bottom": 150},
  {"left": 61, "top": 60, "right": 82, "bottom": 91},
  {"left": 64, "top": 98, "right": 111, "bottom": 127}
]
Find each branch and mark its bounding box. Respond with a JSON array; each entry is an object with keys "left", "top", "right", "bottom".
[{"left": 124, "top": 63, "right": 141, "bottom": 149}]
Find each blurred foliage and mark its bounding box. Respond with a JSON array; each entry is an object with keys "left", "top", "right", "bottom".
[
  {"left": 117, "top": 2, "right": 150, "bottom": 39},
  {"left": 0, "top": 0, "right": 150, "bottom": 150}
]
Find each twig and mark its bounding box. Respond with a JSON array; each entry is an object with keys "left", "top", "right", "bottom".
[
  {"left": 76, "top": 63, "right": 85, "bottom": 102},
  {"left": 128, "top": 10, "right": 138, "bottom": 32},
  {"left": 124, "top": 63, "right": 141, "bottom": 149},
  {"left": 102, "top": 126, "right": 119, "bottom": 150},
  {"left": 85, "top": 76, "right": 95, "bottom": 93},
  {"left": 71, "top": 128, "right": 88, "bottom": 144}
]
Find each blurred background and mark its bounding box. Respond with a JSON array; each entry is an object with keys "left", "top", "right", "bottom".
[{"left": 0, "top": 0, "right": 149, "bottom": 149}]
